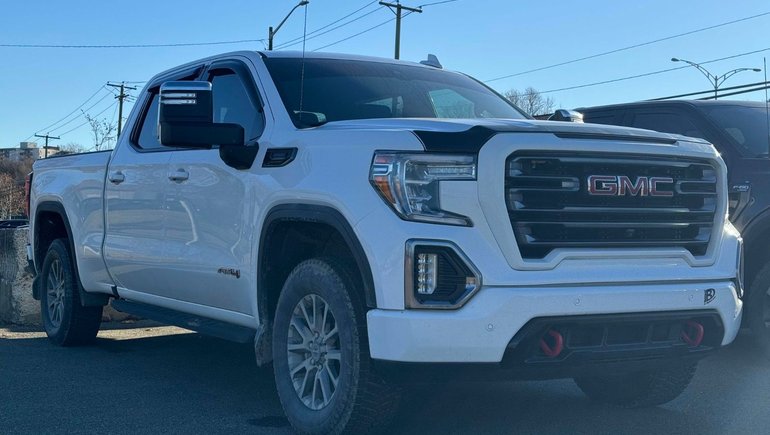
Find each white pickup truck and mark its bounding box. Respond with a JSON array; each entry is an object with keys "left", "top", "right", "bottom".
[{"left": 28, "top": 50, "right": 743, "bottom": 434}]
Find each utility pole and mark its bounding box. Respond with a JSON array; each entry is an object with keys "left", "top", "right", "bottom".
[
  {"left": 34, "top": 133, "right": 60, "bottom": 158},
  {"left": 107, "top": 82, "right": 137, "bottom": 137},
  {"left": 380, "top": 1, "right": 422, "bottom": 59}
]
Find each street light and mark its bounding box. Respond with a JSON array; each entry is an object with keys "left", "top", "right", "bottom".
[
  {"left": 268, "top": 0, "right": 309, "bottom": 51},
  {"left": 671, "top": 57, "right": 761, "bottom": 99}
]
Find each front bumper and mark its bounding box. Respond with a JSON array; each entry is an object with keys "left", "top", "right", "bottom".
[{"left": 367, "top": 281, "right": 741, "bottom": 363}]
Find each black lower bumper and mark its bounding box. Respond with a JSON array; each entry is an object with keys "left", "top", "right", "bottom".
[{"left": 375, "top": 310, "right": 724, "bottom": 383}]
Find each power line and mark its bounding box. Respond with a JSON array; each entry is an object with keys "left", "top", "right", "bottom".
[
  {"left": 58, "top": 102, "right": 118, "bottom": 137},
  {"left": 276, "top": 5, "right": 386, "bottom": 50},
  {"left": 48, "top": 91, "right": 114, "bottom": 133},
  {"left": 313, "top": 16, "right": 396, "bottom": 51},
  {"left": 539, "top": 46, "right": 770, "bottom": 94},
  {"left": 650, "top": 80, "right": 770, "bottom": 100},
  {"left": 23, "top": 85, "right": 107, "bottom": 141},
  {"left": 274, "top": 1, "right": 379, "bottom": 49},
  {"left": 485, "top": 10, "right": 770, "bottom": 82},
  {"left": 418, "top": 0, "right": 458, "bottom": 6},
  {"left": 287, "top": 0, "right": 446, "bottom": 53},
  {"left": 0, "top": 39, "right": 266, "bottom": 49}
]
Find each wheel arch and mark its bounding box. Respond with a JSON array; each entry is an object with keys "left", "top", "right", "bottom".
[
  {"left": 254, "top": 203, "right": 377, "bottom": 365},
  {"left": 32, "top": 201, "right": 108, "bottom": 306}
]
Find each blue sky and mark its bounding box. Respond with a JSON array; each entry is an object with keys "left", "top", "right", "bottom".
[{"left": 1, "top": 0, "right": 769, "bottom": 149}]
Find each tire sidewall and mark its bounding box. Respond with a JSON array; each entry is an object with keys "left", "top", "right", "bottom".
[
  {"left": 747, "top": 264, "right": 770, "bottom": 353},
  {"left": 40, "top": 239, "right": 77, "bottom": 345},
  {"left": 272, "top": 259, "right": 362, "bottom": 434}
]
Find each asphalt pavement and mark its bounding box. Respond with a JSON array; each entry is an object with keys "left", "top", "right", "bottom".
[{"left": 1, "top": 321, "right": 768, "bottom": 434}]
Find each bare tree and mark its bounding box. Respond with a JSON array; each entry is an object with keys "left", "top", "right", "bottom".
[
  {"left": 504, "top": 87, "right": 556, "bottom": 116},
  {"left": 83, "top": 111, "right": 117, "bottom": 151},
  {"left": 58, "top": 142, "right": 88, "bottom": 155},
  {"left": 0, "top": 173, "right": 25, "bottom": 218}
]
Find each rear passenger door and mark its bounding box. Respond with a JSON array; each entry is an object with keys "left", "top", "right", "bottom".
[{"left": 162, "top": 59, "right": 266, "bottom": 315}]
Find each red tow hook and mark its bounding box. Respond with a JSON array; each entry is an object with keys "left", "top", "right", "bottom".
[
  {"left": 681, "top": 321, "right": 705, "bottom": 347},
  {"left": 539, "top": 329, "right": 564, "bottom": 358}
]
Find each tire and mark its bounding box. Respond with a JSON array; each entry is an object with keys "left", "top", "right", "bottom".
[
  {"left": 40, "top": 239, "right": 103, "bottom": 346},
  {"left": 746, "top": 262, "right": 770, "bottom": 357},
  {"left": 272, "top": 258, "right": 400, "bottom": 435},
  {"left": 574, "top": 363, "right": 697, "bottom": 408}
]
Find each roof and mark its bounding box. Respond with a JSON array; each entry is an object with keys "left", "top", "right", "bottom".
[
  {"left": 578, "top": 99, "right": 770, "bottom": 113},
  {"left": 260, "top": 50, "right": 415, "bottom": 63},
  {"left": 145, "top": 50, "right": 447, "bottom": 88}
]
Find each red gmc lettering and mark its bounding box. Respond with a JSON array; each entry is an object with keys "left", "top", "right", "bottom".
[
  {"left": 649, "top": 177, "right": 674, "bottom": 197},
  {"left": 587, "top": 175, "right": 674, "bottom": 197},
  {"left": 587, "top": 175, "right": 618, "bottom": 195}
]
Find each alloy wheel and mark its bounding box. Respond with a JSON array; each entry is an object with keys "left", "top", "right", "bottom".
[
  {"left": 286, "top": 294, "right": 341, "bottom": 410},
  {"left": 46, "top": 258, "right": 65, "bottom": 329}
]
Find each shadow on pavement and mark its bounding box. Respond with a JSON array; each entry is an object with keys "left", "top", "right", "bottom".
[{"left": 1, "top": 326, "right": 768, "bottom": 434}]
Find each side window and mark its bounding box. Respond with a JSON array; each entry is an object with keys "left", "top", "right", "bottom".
[
  {"left": 630, "top": 112, "right": 706, "bottom": 139},
  {"left": 210, "top": 70, "right": 264, "bottom": 141},
  {"left": 136, "top": 93, "right": 169, "bottom": 150}
]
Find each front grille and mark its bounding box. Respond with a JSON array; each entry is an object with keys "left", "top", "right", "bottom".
[{"left": 505, "top": 152, "right": 718, "bottom": 259}]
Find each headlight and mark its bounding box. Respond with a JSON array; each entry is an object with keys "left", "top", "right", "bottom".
[{"left": 369, "top": 152, "right": 476, "bottom": 226}]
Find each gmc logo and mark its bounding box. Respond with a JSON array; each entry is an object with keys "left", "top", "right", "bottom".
[{"left": 587, "top": 175, "right": 674, "bottom": 197}]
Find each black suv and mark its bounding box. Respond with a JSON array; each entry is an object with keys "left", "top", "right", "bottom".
[{"left": 578, "top": 100, "right": 770, "bottom": 353}]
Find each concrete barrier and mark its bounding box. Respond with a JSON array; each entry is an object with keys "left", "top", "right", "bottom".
[
  {"left": 0, "top": 227, "right": 38, "bottom": 325},
  {"left": 0, "top": 227, "right": 133, "bottom": 326}
]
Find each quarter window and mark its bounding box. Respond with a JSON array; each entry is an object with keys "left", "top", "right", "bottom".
[{"left": 136, "top": 93, "right": 169, "bottom": 150}]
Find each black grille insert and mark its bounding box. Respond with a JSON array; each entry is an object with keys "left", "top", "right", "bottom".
[{"left": 505, "top": 152, "right": 718, "bottom": 259}]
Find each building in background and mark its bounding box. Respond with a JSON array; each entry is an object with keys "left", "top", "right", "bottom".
[{"left": 0, "top": 142, "right": 59, "bottom": 161}]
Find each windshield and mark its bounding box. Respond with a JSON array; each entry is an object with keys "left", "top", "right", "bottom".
[
  {"left": 264, "top": 57, "right": 526, "bottom": 127},
  {"left": 701, "top": 104, "right": 770, "bottom": 157}
]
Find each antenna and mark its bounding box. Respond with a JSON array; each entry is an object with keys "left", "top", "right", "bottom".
[{"left": 298, "top": 2, "right": 308, "bottom": 124}]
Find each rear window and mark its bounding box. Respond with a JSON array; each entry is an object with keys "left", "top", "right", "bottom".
[{"left": 264, "top": 58, "right": 525, "bottom": 126}]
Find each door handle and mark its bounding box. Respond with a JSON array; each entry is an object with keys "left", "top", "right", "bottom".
[
  {"left": 168, "top": 168, "right": 189, "bottom": 182},
  {"left": 108, "top": 171, "right": 125, "bottom": 184}
]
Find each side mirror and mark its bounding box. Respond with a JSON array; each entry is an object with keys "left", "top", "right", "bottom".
[
  {"left": 158, "top": 81, "right": 244, "bottom": 148},
  {"left": 548, "top": 109, "right": 584, "bottom": 123}
]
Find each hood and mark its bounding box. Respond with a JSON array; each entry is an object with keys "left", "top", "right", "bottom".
[{"left": 315, "top": 118, "right": 707, "bottom": 153}]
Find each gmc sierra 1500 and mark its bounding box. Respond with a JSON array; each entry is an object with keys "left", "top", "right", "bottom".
[{"left": 28, "top": 51, "right": 743, "bottom": 434}]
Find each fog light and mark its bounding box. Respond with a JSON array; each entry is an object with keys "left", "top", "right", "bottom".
[
  {"left": 406, "top": 241, "right": 482, "bottom": 309},
  {"left": 416, "top": 253, "right": 438, "bottom": 294}
]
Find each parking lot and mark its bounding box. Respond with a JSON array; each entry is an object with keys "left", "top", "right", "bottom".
[{"left": 0, "top": 321, "right": 768, "bottom": 434}]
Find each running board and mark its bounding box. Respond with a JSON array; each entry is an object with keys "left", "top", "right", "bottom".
[{"left": 110, "top": 299, "right": 255, "bottom": 344}]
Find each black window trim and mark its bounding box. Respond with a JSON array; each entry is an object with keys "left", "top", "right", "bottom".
[
  {"left": 203, "top": 59, "right": 266, "bottom": 144},
  {"left": 129, "top": 65, "right": 205, "bottom": 153}
]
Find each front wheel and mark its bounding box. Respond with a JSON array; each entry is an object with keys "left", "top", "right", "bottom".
[
  {"left": 272, "top": 258, "right": 400, "bottom": 434},
  {"left": 574, "top": 363, "right": 697, "bottom": 408},
  {"left": 40, "top": 239, "right": 102, "bottom": 346},
  {"left": 746, "top": 262, "right": 770, "bottom": 357}
]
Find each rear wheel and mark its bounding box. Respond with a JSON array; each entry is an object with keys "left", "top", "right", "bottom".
[
  {"left": 574, "top": 363, "right": 697, "bottom": 408},
  {"left": 40, "top": 239, "right": 102, "bottom": 346},
  {"left": 272, "top": 258, "right": 400, "bottom": 434},
  {"left": 746, "top": 262, "right": 770, "bottom": 357}
]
